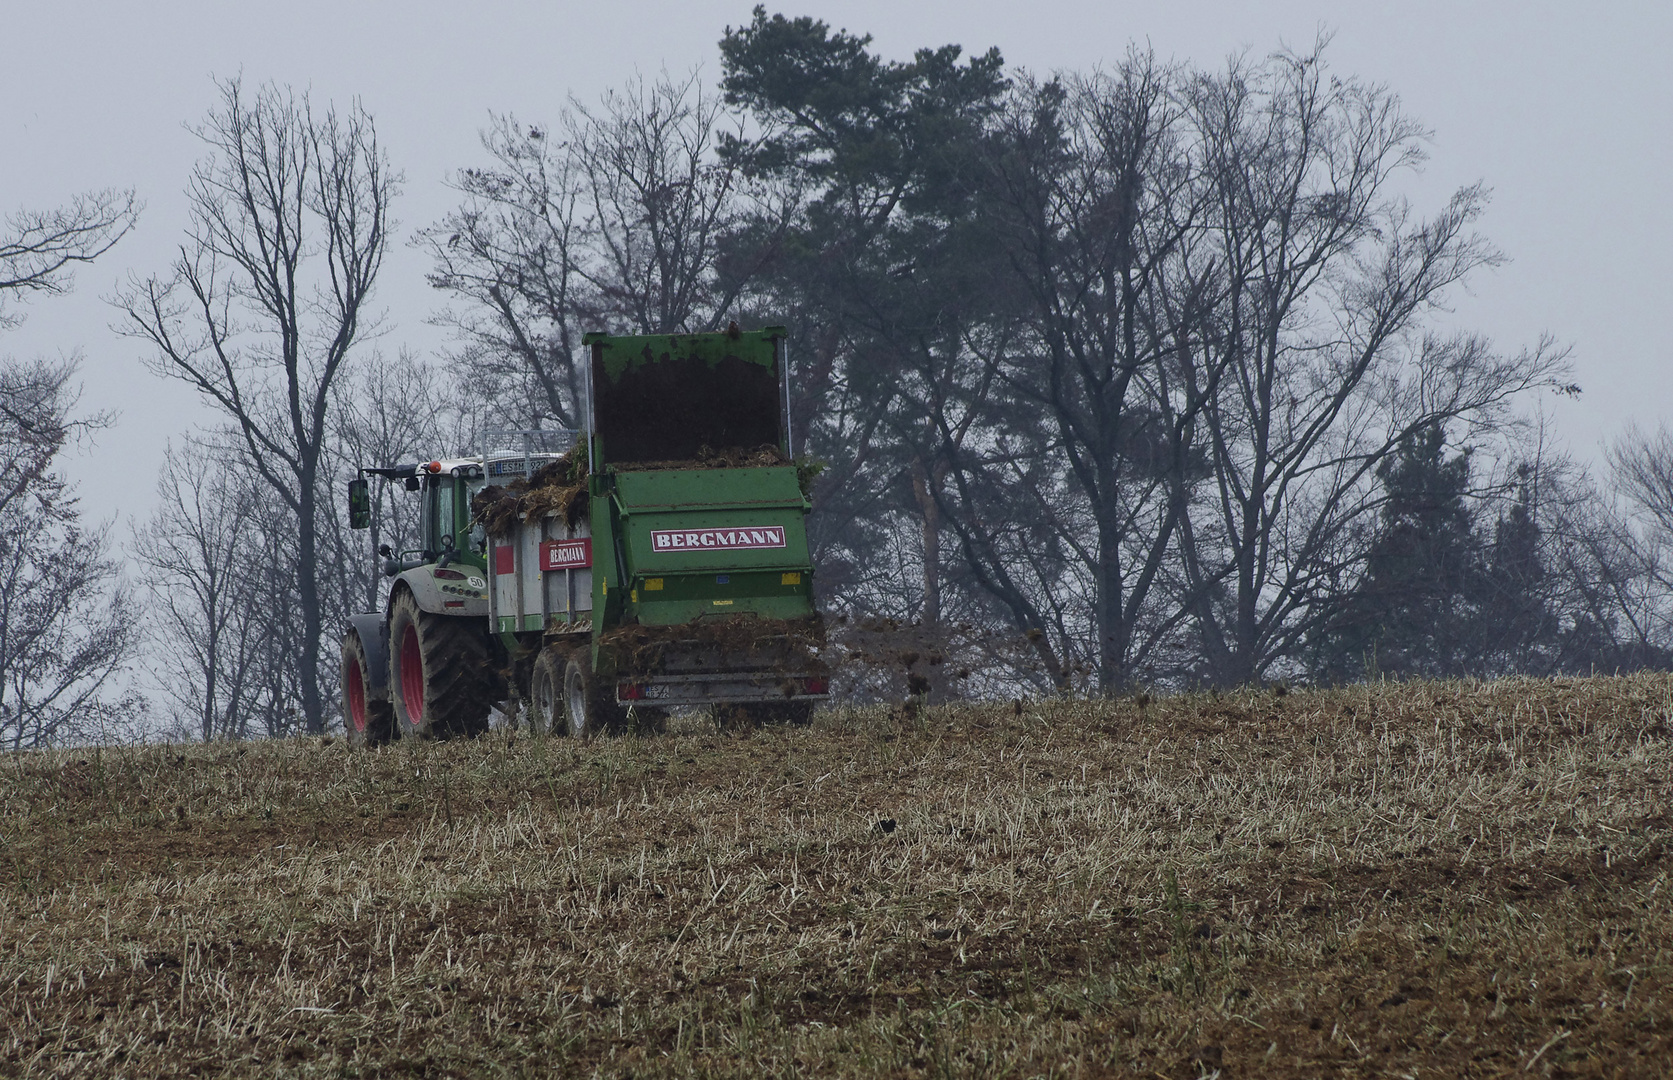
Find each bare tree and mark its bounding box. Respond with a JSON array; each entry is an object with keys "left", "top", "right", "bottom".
[
  {"left": 116, "top": 77, "right": 397, "bottom": 734},
  {"left": 1172, "top": 44, "right": 1569, "bottom": 687},
  {"left": 0, "top": 358, "right": 138, "bottom": 748},
  {"left": 131, "top": 442, "right": 265, "bottom": 741},
  {"left": 1, "top": 188, "right": 140, "bottom": 746},
  {"left": 420, "top": 114, "right": 589, "bottom": 429},
  {"left": 571, "top": 71, "right": 756, "bottom": 333},
  {"left": 328, "top": 349, "right": 454, "bottom": 614},
  {"left": 1609, "top": 424, "right": 1673, "bottom": 545},
  {"left": 1, "top": 189, "right": 140, "bottom": 329},
  {"left": 0, "top": 356, "right": 103, "bottom": 517},
  {"left": 1583, "top": 422, "right": 1673, "bottom": 658},
  {"left": 2, "top": 188, "right": 135, "bottom": 511},
  {"left": 421, "top": 72, "right": 776, "bottom": 431},
  {"left": 233, "top": 471, "right": 315, "bottom": 739},
  {"left": 915, "top": 58, "right": 1218, "bottom": 693}
]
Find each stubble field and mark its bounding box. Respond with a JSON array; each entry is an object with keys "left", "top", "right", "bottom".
[{"left": 3, "top": 675, "right": 1671, "bottom": 1077}]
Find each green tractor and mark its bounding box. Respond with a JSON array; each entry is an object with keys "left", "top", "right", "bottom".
[{"left": 339, "top": 327, "right": 829, "bottom": 746}]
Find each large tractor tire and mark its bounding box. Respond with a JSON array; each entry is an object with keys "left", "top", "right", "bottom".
[
  {"left": 562, "top": 651, "right": 625, "bottom": 738},
  {"left": 528, "top": 647, "right": 565, "bottom": 736},
  {"left": 388, "top": 589, "right": 494, "bottom": 739},
  {"left": 341, "top": 630, "right": 393, "bottom": 748}
]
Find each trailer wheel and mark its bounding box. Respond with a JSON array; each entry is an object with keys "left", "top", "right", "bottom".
[
  {"left": 341, "top": 630, "right": 392, "bottom": 748},
  {"left": 388, "top": 589, "right": 493, "bottom": 739},
  {"left": 529, "top": 648, "right": 565, "bottom": 736},
  {"left": 563, "top": 652, "right": 624, "bottom": 738}
]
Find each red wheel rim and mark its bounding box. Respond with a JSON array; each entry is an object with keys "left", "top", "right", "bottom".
[
  {"left": 400, "top": 623, "right": 425, "bottom": 725},
  {"left": 347, "top": 658, "right": 367, "bottom": 732}
]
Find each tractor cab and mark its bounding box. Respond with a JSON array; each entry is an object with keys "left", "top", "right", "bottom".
[
  {"left": 413, "top": 459, "right": 488, "bottom": 566},
  {"left": 351, "top": 457, "right": 489, "bottom": 571}
]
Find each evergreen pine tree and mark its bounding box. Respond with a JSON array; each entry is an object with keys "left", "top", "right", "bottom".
[
  {"left": 1478, "top": 467, "right": 1553, "bottom": 673},
  {"left": 1312, "top": 422, "right": 1480, "bottom": 680}
]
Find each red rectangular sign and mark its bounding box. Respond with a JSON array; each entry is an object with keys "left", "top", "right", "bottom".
[
  {"left": 649, "top": 526, "right": 786, "bottom": 552},
  {"left": 540, "top": 538, "right": 592, "bottom": 571}
]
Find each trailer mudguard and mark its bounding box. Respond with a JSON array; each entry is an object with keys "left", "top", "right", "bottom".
[{"left": 347, "top": 613, "right": 390, "bottom": 699}]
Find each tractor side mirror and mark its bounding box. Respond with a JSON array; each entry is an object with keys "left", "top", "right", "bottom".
[{"left": 347, "top": 477, "right": 371, "bottom": 530}]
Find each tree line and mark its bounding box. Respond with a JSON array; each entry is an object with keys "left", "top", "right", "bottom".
[{"left": 4, "top": 10, "right": 1672, "bottom": 745}]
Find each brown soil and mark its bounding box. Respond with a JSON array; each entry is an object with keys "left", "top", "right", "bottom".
[{"left": 5, "top": 676, "right": 1672, "bottom": 1077}]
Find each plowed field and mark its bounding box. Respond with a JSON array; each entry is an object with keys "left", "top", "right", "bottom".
[{"left": 4, "top": 676, "right": 1671, "bottom": 1076}]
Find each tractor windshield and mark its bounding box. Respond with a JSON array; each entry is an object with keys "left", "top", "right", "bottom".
[{"left": 421, "top": 475, "right": 480, "bottom": 556}]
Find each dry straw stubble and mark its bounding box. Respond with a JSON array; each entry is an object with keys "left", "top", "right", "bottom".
[{"left": 2, "top": 675, "right": 1671, "bottom": 1076}]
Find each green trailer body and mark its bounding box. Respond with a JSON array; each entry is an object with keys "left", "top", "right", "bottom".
[{"left": 600, "top": 465, "right": 815, "bottom": 625}]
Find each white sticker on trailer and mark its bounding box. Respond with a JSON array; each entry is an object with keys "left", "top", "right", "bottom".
[
  {"left": 540, "top": 538, "right": 592, "bottom": 570},
  {"left": 650, "top": 526, "right": 786, "bottom": 552}
]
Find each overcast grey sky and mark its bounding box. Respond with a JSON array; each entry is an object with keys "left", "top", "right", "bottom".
[{"left": 3, "top": 0, "right": 1669, "bottom": 533}]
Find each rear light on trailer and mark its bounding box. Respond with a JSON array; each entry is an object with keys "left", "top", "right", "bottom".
[
  {"left": 802, "top": 677, "right": 829, "bottom": 695},
  {"left": 619, "top": 683, "right": 647, "bottom": 700}
]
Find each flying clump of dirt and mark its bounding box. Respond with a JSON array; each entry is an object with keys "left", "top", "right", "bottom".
[{"left": 825, "top": 614, "right": 1050, "bottom": 704}]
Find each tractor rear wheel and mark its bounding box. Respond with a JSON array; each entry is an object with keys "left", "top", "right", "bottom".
[
  {"left": 529, "top": 647, "right": 565, "bottom": 736},
  {"left": 388, "top": 589, "right": 493, "bottom": 739},
  {"left": 562, "top": 651, "right": 624, "bottom": 738},
  {"left": 341, "top": 630, "right": 393, "bottom": 748}
]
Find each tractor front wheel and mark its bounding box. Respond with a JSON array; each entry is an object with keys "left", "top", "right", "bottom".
[
  {"left": 388, "top": 589, "right": 493, "bottom": 739},
  {"left": 341, "top": 630, "right": 393, "bottom": 748}
]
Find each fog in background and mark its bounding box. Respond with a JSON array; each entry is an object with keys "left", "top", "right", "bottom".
[{"left": 3, "top": 0, "right": 1669, "bottom": 539}]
